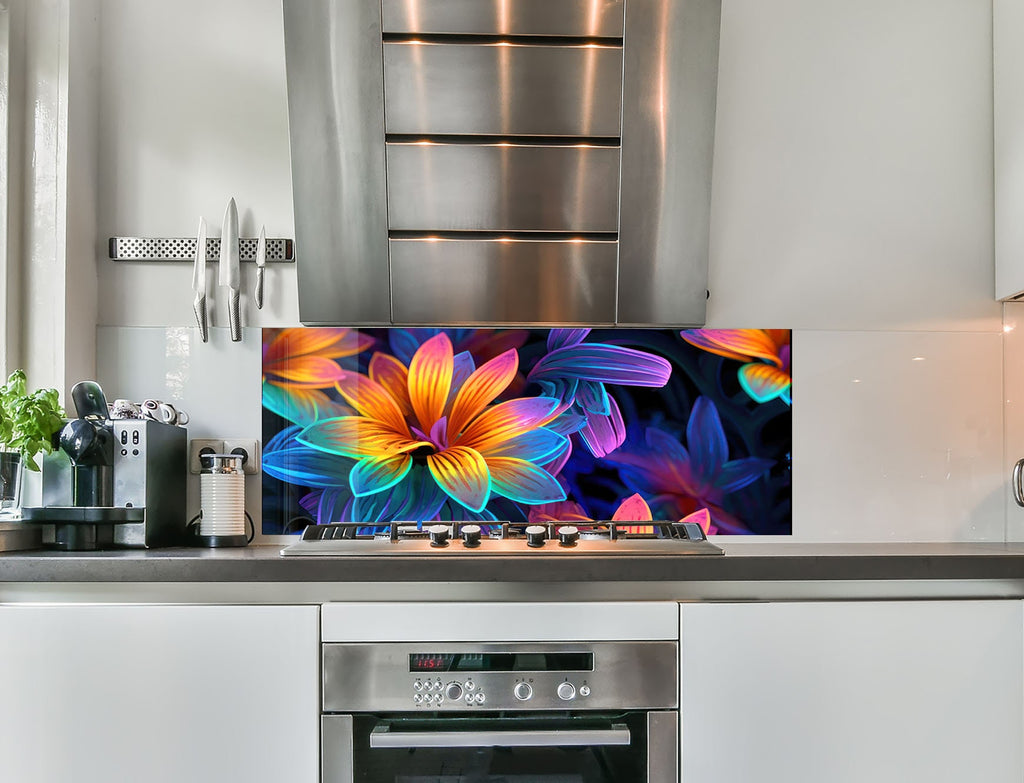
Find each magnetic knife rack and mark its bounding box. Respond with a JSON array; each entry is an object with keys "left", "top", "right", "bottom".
[{"left": 108, "top": 237, "right": 295, "bottom": 263}]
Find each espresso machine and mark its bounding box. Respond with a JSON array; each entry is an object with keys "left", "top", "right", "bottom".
[{"left": 22, "top": 381, "right": 187, "bottom": 550}]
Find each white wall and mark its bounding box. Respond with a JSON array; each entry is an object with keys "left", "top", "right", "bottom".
[{"left": 92, "top": 0, "right": 1004, "bottom": 542}]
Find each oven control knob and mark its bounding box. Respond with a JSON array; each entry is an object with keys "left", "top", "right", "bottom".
[
  {"left": 461, "top": 524, "right": 482, "bottom": 548},
  {"left": 579, "top": 685, "right": 591, "bottom": 697},
  {"left": 557, "top": 682, "right": 576, "bottom": 701},
  {"left": 525, "top": 524, "right": 547, "bottom": 547},
  {"left": 445, "top": 682, "right": 464, "bottom": 701},
  {"left": 428, "top": 524, "right": 450, "bottom": 547},
  {"left": 557, "top": 525, "right": 579, "bottom": 547},
  {"left": 514, "top": 682, "right": 533, "bottom": 701}
]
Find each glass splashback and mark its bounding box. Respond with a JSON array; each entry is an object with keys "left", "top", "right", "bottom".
[{"left": 262, "top": 328, "right": 791, "bottom": 535}]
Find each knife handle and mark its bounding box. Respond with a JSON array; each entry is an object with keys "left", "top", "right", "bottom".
[
  {"left": 255, "top": 267, "right": 265, "bottom": 310},
  {"left": 229, "top": 289, "right": 241, "bottom": 342},
  {"left": 193, "top": 294, "right": 209, "bottom": 343}
]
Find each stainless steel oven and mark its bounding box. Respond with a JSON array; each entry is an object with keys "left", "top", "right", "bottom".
[{"left": 321, "top": 641, "right": 678, "bottom": 782}]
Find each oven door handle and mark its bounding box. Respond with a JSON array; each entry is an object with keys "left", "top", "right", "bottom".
[{"left": 369, "top": 723, "right": 631, "bottom": 749}]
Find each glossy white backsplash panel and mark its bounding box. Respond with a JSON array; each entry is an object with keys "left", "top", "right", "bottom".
[
  {"left": 96, "top": 327, "right": 263, "bottom": 532},
  {"left": 96, "top": 326, "right": 1005, "bottom": 542},
  {"left": 1003, "top": 302, "right": 1024, "bottom": 540},
  {"left": 792, "top": 330, "right": 1004, "bottom": 542}
]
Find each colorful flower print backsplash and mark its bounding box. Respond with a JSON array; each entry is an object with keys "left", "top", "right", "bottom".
[{"left": 261, "top": 328, "right": 792, "bottom": 535}]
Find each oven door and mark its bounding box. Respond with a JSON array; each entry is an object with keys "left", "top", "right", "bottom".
[{"left": 323, "top": 711, "right": 677, "bottom": 783}]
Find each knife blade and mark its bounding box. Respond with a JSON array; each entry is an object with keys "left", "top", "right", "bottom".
[
  {"left": 254, "top": 224, "right": 266, "bottom": 310},
  {"left": 192, "top": 217, "right": 209, "bottom": 342},
  {"left": 219, "top": 197, "right": 241, "bottom": 342}
]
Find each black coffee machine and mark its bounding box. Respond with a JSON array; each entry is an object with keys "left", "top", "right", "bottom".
[{"left": 23, "top": 381, "right": 187, "bottom": 550}]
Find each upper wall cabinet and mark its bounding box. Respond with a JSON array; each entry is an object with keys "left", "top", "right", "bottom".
[
  {"left": 283, "top": 0, "right": 721, "bottom": 327},
  {"left": 996, "top": 0, "right": 1024, "bottom": 300}
]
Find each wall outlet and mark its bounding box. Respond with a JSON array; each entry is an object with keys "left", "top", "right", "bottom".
[
  {"left": 188, "top": 439, "right": 224, "bottom": 474},
  {"left": 223, "top": 438, "right": 261, "bottom": 475}
]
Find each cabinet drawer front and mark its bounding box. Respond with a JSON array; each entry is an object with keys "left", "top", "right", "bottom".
[
  {"left": 390, "top": 238, "right": 617, "bottom": 324},
  {"left": 386, "top": 143, "right": 621, "bottom": 232},
  {"left": 384, "top": 42, "right": 623, "bottom": 137},
  {"left": 382, "top": 0, "right": 625, "bottom": 37}
]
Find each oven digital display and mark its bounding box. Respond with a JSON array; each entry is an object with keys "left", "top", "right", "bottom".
[{"left": 409, "top": 652, "right": 594, "bottom": 673}]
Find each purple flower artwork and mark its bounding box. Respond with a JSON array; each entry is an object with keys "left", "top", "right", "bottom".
[{"left": 262, "top": 328, "right": 792, "bottom": 535}]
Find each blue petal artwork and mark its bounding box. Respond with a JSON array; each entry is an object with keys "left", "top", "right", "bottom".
[{"left": 262, "top": 328, "right": 792, "bottom": 535}]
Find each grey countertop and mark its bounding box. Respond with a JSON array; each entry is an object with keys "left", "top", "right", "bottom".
[{"left": 2, "top": 541, "right": 1024, "bottom": 584}]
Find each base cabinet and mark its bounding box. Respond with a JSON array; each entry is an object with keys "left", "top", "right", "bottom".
[
  {"left": 679, "top": 600, "right": 1023, "bottom": 783},
  {"left": 0, "top": 604, "right": 319, "bottom": 783}
]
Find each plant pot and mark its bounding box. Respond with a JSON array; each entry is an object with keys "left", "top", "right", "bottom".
[{"left": 0, "top": 451, "right": 23, "bottom": 517}]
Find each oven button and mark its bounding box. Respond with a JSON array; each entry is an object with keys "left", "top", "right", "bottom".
[
  {"left": 465, "top": 680, "right": 475, "bottom": 691},
  {"left": 513, "top": 682, "right": 533, "bottom": 701},
  {"left": 413, "top": 694, "right": 422, "bottom": 705},
  {"left": 465, "top": 694, "right": 473, "bottom": 705},
  {"left": 557, "top": 682, "right": 576, "bottom": 701},
  {"left": 474, "top": 692, "right": 486, "bottom": 705},
  {"left": 413, "top": 680, "right": 423, "bottom": 692},
  {"left": 445, "top": 682, "right": 463, "bottom": 701},
  {"left": 434, "top": 693, "right": 443, "bottom": 704},
  {"left": 579, "top": 685, "right": 591, "bottom": 697}
]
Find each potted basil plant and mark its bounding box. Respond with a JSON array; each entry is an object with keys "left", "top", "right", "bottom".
[{"left": 0, "top": 370, "right": 65, "bottom": 516}]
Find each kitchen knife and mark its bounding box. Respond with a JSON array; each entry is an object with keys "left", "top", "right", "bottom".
[
  {"left": 192, "top": 217, "right": 209, "bottom": 342},
  {"left": 254, "top": 224, "right": 266, "bottom": 310},
  {"left": 219, "top": 197, "right": 241, "bottom": 342}
]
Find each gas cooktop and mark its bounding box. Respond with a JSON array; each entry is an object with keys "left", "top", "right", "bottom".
[{"left": 279, "top": 521, "right": 723, "bottom": 557}]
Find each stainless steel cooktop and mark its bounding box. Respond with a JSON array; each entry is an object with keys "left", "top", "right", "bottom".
[{"left": 280, "top": 521, "right": 723, "bottom": 557}]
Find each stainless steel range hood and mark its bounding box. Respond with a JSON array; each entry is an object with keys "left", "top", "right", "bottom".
[{"left": 283, "top": 0, "right": 721, "bottom": 327}]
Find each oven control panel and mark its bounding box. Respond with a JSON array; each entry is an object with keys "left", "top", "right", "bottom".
[
  {"left": 322, "top": 641, "right": 678, "bottom": 713},
  {"left": 409, "top": 674, "right": 593, "bottom": 708}
]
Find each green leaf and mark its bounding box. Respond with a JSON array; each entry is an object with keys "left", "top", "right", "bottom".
[{"left": 0, "top": 370, "right": 65, "bottom": 471}]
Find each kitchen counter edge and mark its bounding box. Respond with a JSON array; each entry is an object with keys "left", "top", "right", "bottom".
[{"left": 2, "top": 542, "right": 1024, "bottom": 584}]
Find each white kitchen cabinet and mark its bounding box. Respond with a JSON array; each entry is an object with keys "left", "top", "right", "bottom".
[
  {"left": 0, "top": 604, "right": 319, "bottom": 783},
  {"left": 679, "top": 600, "right": 1023, "bottom": 783},
  {"left": 996, "top": 0, "right": 1024, "bottom": 299}
]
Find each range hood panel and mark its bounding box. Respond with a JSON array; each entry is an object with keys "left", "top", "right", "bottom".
[
  {"left": 390, "top": 239, "right": 618, "bottom": 325},
  {"left": 383, "top": 42, "right": 624, "bottom": 137},
  {"left": 386, "top": 143, "right": 621, "bottom": 233},
  {"left": 283, "top": 0, "right": 391, "bottom": 325},
  {"left": 284, "top": 0, "right": 721, "bottom": 327}
]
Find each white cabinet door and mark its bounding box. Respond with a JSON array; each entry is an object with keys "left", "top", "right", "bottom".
[
  {"left": 996, "top": 0, "right": 1024, "bottom": 299},
  {"left": 680, "top": 601, "right": 1023, "bottom": 783},
  {"left": 0, "top": 604, "right": 319, "bottom": 783}
]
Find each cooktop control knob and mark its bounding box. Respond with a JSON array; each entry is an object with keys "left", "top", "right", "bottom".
[
  {"left": 557, "top": 525, "right": 579, "bottom": 547},
  {"left": 557, "top": 682, "right": 576, "bottom": 701},
  {"left": 525, "top": 524, "right": 547, "bottom": 548},
  {"left": 445, "top": 682, "right": 463, "bottom": 702},
  {"left": 428, "top": 524, "right": 450, "bottom": 547},
  {"left": 461, "top": 524, "right": 482, "bottom": 548},
  {"left": 514, "top": 682, "right": 533, "bottom": 701}
]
